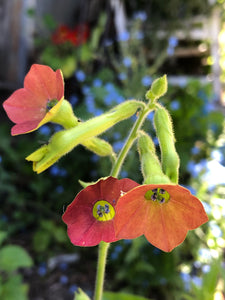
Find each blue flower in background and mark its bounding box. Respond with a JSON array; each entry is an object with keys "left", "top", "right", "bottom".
[
  {"left": 103, "top": 39, "right": 113, "bottom": 47},
  {"left": 117, "top": 31, "right": 130, "bottom": 42},
  {"left": 133, "top": 11, "right": 147, "bottom": 21},
  {"left": 85, "top": 95, "right": 96, "bottom": 114},
  {"left": 167, "top": 36, "right": 178, "bottom": 56},
  {"left": 168, "top": 36, "right": 178, "bottom": 48},
  {"left": 0, "top": 155, "right": 2, "bottom": 163},
  {"left": 170, "top": 100, "right": 180, "bottom": 111},
  {"left": 191, "top": 146, "right": 200, "bottom": 155},
  {"left": 69, "top": 95, "right": 79, "bottom": 106},
  {"left": 105, "top": 82, "right": 115, "bottom": 92},
  {"left": 121, "top": 170, "right": 128, "bottom": 177},
  {"left": 75, "top": 70, "right": 86, "bottom": 82},
  {"left": 209, "top": 222, "right": 222, "bottom": 238},
  {"left": 93, "top": 78, "right": 102, "bottom": 87},
  {"left": 141, "top": 75, "right": 152, "bottom": 87},
  {"left": 56, "top": 185, "right": 64, "bottom": 194},
  {"left": 82, "top": 85, "right": 91, "bottom": 95},
  {"left": 69, "top": 284, "right": 78, "bottom": 294},
  {"left": 113, "top": 141, "right": 124, "bottom": 152},
  {"left": 123, "top": 57, "right": 132, "bottom": 67},
  {"left": 118, "top": 73, "right": 127, "bottom": 81},
  {"left": 60, "top": 275, "right": 69, "bottom": 284},
  {"left": 39, "top": 125, "right": 51, "bottom": 136},
  {"left": 50, "top": 166, "right": 67, "bottom": 177},
  {"left": 38, "top": 263, "right": 47, "bottom": 277},
  {"left": 211, "top": 149, "right": 223, "bottom": 163}
]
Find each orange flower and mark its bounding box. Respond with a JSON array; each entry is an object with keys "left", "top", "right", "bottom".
[
  {"left": 115, "top": 184, "right": 208, "bottom": 252},
  {"left": 3, "top": 64, "right": 64, "bottom": 135},
  {"left": 62, "top": 177, "right": 139, "bottom": 247}
]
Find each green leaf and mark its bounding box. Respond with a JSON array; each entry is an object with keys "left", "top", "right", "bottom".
[
  {"left": 0, "top": 231, "right": 7, "bottom": 245},
  {"left": 0, "top": 245, "right": 33, "bottom": 272},
  {"left": 103, "top": 291, "right": 151, "bottom": 300},
  {"left": 74, "top": 288, "right": 91, "bottom": 300},
  {"left": 0, "top": 275, "right": 29, "bottom": 300}
]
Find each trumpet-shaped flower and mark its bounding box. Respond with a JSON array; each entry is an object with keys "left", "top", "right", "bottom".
[
  {"left": 115, "top": 184, "right": 208, "bottom": 252},
  {"left": 62, "top": 177, "right": 139, "bottom": 246},
  {"left": 3, "top": 64, "right": 64, "bottom": 135}
]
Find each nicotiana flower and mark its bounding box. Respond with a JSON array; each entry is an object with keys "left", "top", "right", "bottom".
[
  {"left": 115, "top": 184, "right": 208, "bottom": 252},
  {"left": 62, "top": 176, "right": 139, "bottom": 246},
  {"left": 3, "top": 64, "right": 64, "bottom": 135}
]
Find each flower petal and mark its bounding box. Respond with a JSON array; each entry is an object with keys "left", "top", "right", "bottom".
[{"left": 24, "top": 64, "right": 64, "bottom": 102}]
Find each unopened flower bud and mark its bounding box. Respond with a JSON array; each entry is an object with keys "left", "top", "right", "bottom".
[
  {"left": 137, "top": 131, "right": 171, "bottom": 184},
  {"left": 153, "top": 106, "right": 180, "bottom": 183},
  {"left": 145, "top": 75, "right": 167, "bottom": 103}
]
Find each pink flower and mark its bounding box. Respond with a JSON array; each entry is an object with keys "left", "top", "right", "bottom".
[
  {"left": 62, "top": 177, "right": 139, "bottom": 246},
  {"left": 3, "top": 64, "right": 64, "bottom": 135}
]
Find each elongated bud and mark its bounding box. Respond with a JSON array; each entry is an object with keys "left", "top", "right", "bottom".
[
  {"left": 26, "top": 100, "right": 145, "bottom": 173},
  {"left": 138, "top": 131, "right": 171, "bottom": 184},
  {"left": 145, "top": 75, "right": 167, "bottom": 103},
  {"left": 153, "top": 105, "right": 180, "bottom": 183}
]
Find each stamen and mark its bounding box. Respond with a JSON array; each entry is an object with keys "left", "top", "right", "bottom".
[
  {"left": 144, "top": 188, "right": 170, "bottom": 204},
  {"left": 93, "top": 200, "right": 115, "bottom": 221},
  {"left": 46, "top": 99, "right": 58, "bottom": 111}
]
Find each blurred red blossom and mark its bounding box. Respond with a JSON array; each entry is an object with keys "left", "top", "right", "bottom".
[
  {"left": 3, "top": 64, "right": 64, "bottom": 135},
  {"left": 115, "top": 184, "right": 208, "bottom": 252},
  {"left": 52, "top": 24, "right": 89, "bottom": 46},
  {"left": 62, "top": 176, "right": 139, "bottom": 247}
]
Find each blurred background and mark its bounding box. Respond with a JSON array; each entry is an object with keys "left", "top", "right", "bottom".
[{"left": 0, "top": 0, "right": 225, "bottom": 299}]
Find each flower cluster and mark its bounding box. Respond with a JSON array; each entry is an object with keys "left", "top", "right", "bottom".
[
  {"left": 2, "top": 65, "right": 208, "bottom": 253},
  {"left": 62, "top": 177, "right": 208, "bottom": 252}
]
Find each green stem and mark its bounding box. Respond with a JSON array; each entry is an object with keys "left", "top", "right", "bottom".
[
  {"left": 93, "top": 241, "right": 110, "bottom": 300},
  {"left": 110, "top": 106, "right": 153, "bottom": 177}
]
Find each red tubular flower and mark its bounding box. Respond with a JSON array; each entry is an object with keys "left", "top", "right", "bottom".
[
  {"left": 3, "top": 64, "right": 64, "bottom": 135},
  {"left": 52, "top": 25, "right": 73, "bottom": 45},
  {"left": 62, "top": 177, "right": 139, "bottom": 247},
  {"left": 115, "top": 184, "right": 208, "bottom": 252}
]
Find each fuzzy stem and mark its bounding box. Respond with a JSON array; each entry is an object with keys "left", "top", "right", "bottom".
[
  {"left": 93, "top": 241, "right": 110, "bottom": 300},
  {"left": 110, "top": 106, "right": 153, "bottom": 178}
]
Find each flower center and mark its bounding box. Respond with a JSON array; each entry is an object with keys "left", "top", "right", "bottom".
[
  {"left": 93, "top": 200, "right": 115, "bottom": 221},
  {"left": 144, "top": 188, "right": 170, "bottom": 204},
  {"left": 46, "top": 99, "right": 58, "bottom": 111}
]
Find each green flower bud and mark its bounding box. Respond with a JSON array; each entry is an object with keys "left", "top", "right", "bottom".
[
  {"left": 145, "top": 75, "right": 167, "bottom": 103},
  {"left": 137, "top": 131, "right": 171, "bottom": 184},
  {"left": 153, "top": 105, "right": 180, "bottom": 184},
  {"left": 26, "top": 100, "right": 145, "bottom": 173}
]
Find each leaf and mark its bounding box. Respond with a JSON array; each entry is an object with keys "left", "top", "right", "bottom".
[
  {"left": 0, "top": 245, "right": 33, "bottom": 272},
  {"left": 0, "top": 275, "right": 29, "bottom": 300},
  {"left": 103, "top": 291, "right": 151, "bottom": 300},
  {"left": 74, "top": 288, "right": 91, "bottom": 300},
  {"left": 0, "top": 231, "right": 7, "bottom": 245}
]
